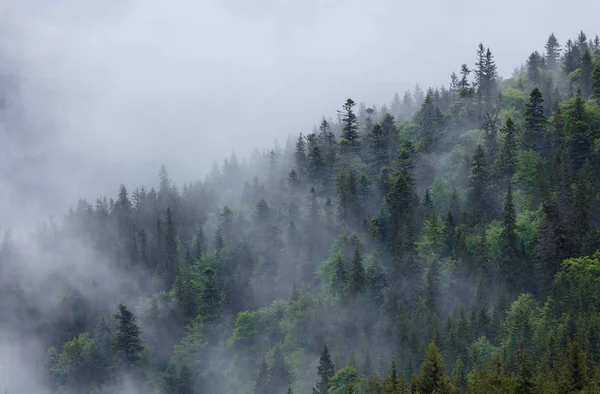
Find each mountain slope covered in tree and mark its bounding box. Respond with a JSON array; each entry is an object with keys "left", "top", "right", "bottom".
[{"left": 2, "top": 30, "right": 600, "bottom": 393}]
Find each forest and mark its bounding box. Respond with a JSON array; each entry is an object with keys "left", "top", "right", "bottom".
[{"left": 1, "top": 30, "right": 600, "bottom": 394}]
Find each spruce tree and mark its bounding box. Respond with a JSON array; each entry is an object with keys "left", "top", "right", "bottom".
[
  {"left": 544, "top": 33, "right": 561, "bottom": 70},
  {"left": 347, "top": 242, "right": 366, "bottom": 298},
  {"left": 340, "top": 99, "right": 360, "bottom": 151},
  {"left": 499, "top": 185, "right": 522, "bottom": 291},
  {"left": 368, "top": 123, "right": 388, "bottom": 171},
  {"left": 255, "top": 357, "right": 270, "bottom": 394},
  {"left": 313, "top": 345, "right": 335, "bottom": 394},
  {"left": 267, "top": 346, "right": 292, "bottom": 394},
  {"left": 591, "top": 63, "right": 600, "bottom": 104},
  {"left": 581, "top": 49, "right": 593, "bottom": 99},
  {"left": 112, "top": 303, "right": 143, "bottom": 367},
  {"left": 164, "top": 208, "right": 178, "bottom": 288},
  {"left": 295, "top": 133, "right": 307, "bottom": 175},
  {"left": 414, "top": 340, "right": 453, "bottom": 394},
  {"left": 467, "top": 145, "right": 491, "bottom": 225},
  {"left": 493, "top": 117, "right": 518, "bottom": 181},
  {"left": 569, "top": 91, "right": 593, "bottom": 173},
  {"left": 523, "top": 87, "right": 547, "bottom": 152}
]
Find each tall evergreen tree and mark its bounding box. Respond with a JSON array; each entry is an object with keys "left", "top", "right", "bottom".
[
  {"left": 467, "top": 145, "right": 492, "bottom": 225},
  {"left": 544, "top": 33, "right": 561, "bottom": 70},
  {"left": 347, "top": 241, "right": 366, "bottom": 298},
  {"left": 164, "top": 208, "right": 178, "bottom": 288},
  {"left": 414, "top": 340, "right": 453, "bottom": 394},
  {"left": 112, "top": 303, "right": 143, "bottom": 367},
  {"left": 523, "top": 87, "right": 547, "bottom": 152},
  {"left": 313, "top": 345, "right": 335, "bottom": 394},
  {"left": 340, "top": 99, "right": 360, "bottom": 150},
  {"left": 493, "top": 117, "right": 518, "bottom": 181},
  {"left": 499, "top": 185, "right": 523, "bottom": 292}
]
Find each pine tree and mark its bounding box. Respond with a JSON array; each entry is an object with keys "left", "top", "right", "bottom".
[
  {"left": 493, "top": 117, "right": 518, "bottom": 181},
  {"left": 332, "top": 252, "right": 346, "bottom": 297},
  {"left": 591, "top": 63, "right": 600, "bottom": 104},
  {"left": 178, "top": 365, "right": 194, "bottom": 394},
  {"left": 467, "top": 145, "right": 491, "bottom": 225},
  {"left": 347, "top": 241, "right": 366, "bottom": 298},
  {"left": 255, "top": 357, "right": 270, "bottom": 394},
  {"left": 295, "top": 133, "right": 307, "bottom": 175},
  {"left": 306, "top": 132, "right": 325, "bottom": 181},
  {"left": 563, "top": 39, "right": 580, "bottom": 75},
  {"left": 164, "top": 208, "right": 178, "bottom": 288},
  {"left": 569, "top": 91, "right": 593, "bottom": 173},
  {"left": 545, "top": 33, "right": 561, "bottom": 70},
  {"left": 499, "top": 185, "right": 522, "bottom": 292},
  {"left": 313, "top": 345, "right": 335, "bottom": 394},
  {"left": 415, "top": 93, "right": 444, "bottom": 151},
  {"left": 414, "top": 340, "right": 453, "bottom": 394},
  {"left": 112, "top": 303, "right": 143, "bottom": 367},
  {"left": 267, "top": 346, "right": 292, "bottom": 394},
  {"left": 559, "top": 340, "right": 588, "bottom": 392},
  {"left": 340, "top": 99, "right": 360, "bottom": 150},
  {"left": 368, "top": 123, "right": 388, "bottom": 171},
  {"left": 581, "top": 49, "right": 593, "bottom": 99},
  {"left": 515, "top": 345, "right": 534, "bottom": 394},
  {"left": 526, "top": 51, "right": 543, "bottom": 86},
  {"left": 199, "top": 268, "right": 221, "bottom": 322},
  {"left": 523, "top": 87, "right": 547, "bottom": 152}
]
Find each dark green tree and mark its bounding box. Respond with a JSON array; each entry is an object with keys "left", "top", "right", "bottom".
[
  {"left": 467, "top": 145, "right": 492, "bottom": 225},
  {"left": 493, "top": 117, "right": 518, "bottom": 181},
  {"left": 313, "top": 345, "right": 335, "bottom": 394},
  {"left": 112, "top": 303, "right": 143, "bottom": 367},
  {"left": 522, "top": 87, "right": 547, "bottom": 152},
  {"left": 164, "top": 208, "right": 178, "bottom": 288},
  {"left": 340, "top": 99, "right": 360, "bottom": 150}
]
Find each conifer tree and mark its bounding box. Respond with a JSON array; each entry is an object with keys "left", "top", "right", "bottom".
[
  {"left": 255, "top": 357, "right": 270, "bottom": 394},
  {"left": 523, "top": 87, "right": 547, "bottom": 152},
  {"left": 499, "top": 185, "right": 523, "bottom": 291},
  {"left": 313, "top": 345, "right": 335, "bottom": 394},
  {"left": 493, "top": 117, "right": 518, "bottom": 181},
  {"left": 347, "top": 242, "right": 366, "bottom": 298},
  {"left": 544, "top": 33, "right": 561, "bottom": 70},
  {"left": 569, "top": 91, "right": 593, "bottom": 173},
  {"left": 591, "top": 63, "right": 600, "bottom": 104},
  {"left": 467, "top": 145, "right": 491, "bottom": 225},
  {"left": 295, "top": 133, "right": 307, "bottom": 175},
  {"left": 112, "top": 303, "right": 143, "bottom": 367},
  {"left": 340, "top": 99, "right": 360, "bottom": 151},
  {"left": 268, "top": 346, "right": 292, "bottom": 394},
  {"left": 415, "top": 93, "right": 444, "bottom": 151},
  {"left": 164, "top": 208, "right": 178, "bottom": 288},
  {"left": 199, "top": 268, "right": 221, "bottom": 322},
  {"left": 414, "top": 340, "right": 453, "bottom": 394},
  {"left": 581, "top": 49, "right": 593, "bottom": 99},
  {"left": 368, "top": 123, "right": 388, "bottom": 171}
]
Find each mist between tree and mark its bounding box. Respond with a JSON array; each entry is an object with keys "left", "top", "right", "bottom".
[{"left": 2, "top": 29, "right": 600, "bottom": 394}]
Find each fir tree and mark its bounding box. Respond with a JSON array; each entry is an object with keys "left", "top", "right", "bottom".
[
  {"left": 340, "top": 99, "right": 360, "bottom": 150},
  {"left": 313, "top": 345, "right": 335, "bottom": 394},
  {"left": 112, "top": 303, "right": 143, "bottom": 367},
  {"left": 414, "top": 340, "right": 453, "bottom": 394},
  {"left": 467, "top": 145, "right": 492, "bottom": 225},
  {"left": 493, "top": 117, "right": 518, "bottom": 181},
  {"left": 523, "top": 87, "right": 547, "bottom": 152},
  {"left": 544, "top": 33, "right": 561, "bottom": 70}
]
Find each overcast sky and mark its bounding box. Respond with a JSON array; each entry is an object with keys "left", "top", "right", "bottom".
[{"left": 1, "top": 0, "right": 599, "bottom": 231}]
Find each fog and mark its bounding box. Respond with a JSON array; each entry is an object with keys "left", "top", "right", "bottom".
[
  {"left": 1, "top": 1, "right": 600, "bottom": 393},
  {"left": 1, "top": 0, "right": 599, "bottom": 231}
]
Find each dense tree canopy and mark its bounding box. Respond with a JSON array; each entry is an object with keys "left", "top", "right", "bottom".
[{"left": 1, "top": 30, "right": 600, "bottom": 394}]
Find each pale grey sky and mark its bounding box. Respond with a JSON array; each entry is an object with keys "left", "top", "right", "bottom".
[{"left": 1, "top": 0, "right": 599, "bottom": 230}]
